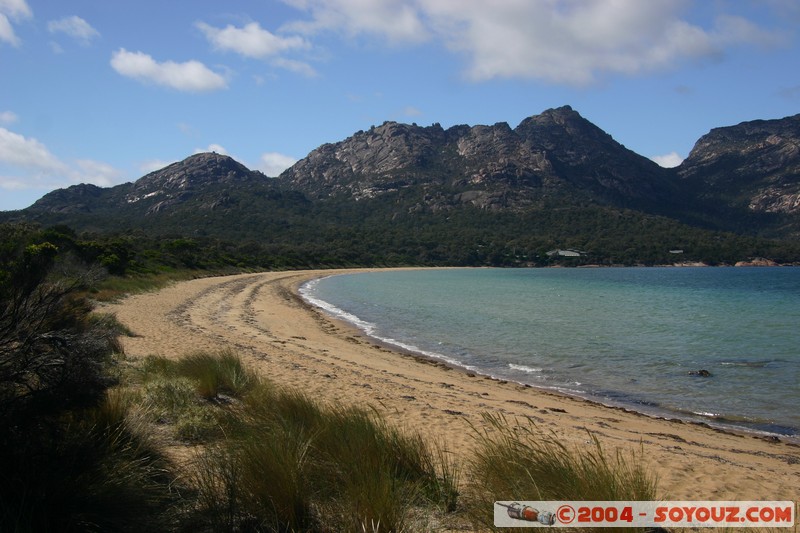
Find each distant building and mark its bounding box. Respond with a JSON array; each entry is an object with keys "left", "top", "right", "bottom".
[
  {"left": 669, "top": 249, "right": 684, "bottom": 254},
  {"left": 546, "top": 249, "right": 583, "bottom": 257}
]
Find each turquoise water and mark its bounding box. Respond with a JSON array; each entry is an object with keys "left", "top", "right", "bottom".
[{"left": 300, "top": 268, "right": 800, "bottom": 437}]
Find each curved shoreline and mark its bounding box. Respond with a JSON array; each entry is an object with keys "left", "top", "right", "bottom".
[
  {"left": 297, "top": 270, "right": 800, "bottom": 442},
  {"left": 104, "top": 269, "right": 800, "bottom": 501}
]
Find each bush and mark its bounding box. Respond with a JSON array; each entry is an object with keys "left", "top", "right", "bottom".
[
  {"left": 0, "top": 389, "right": 180, "bottom": 532},
  {"left": 0, "top": 227, "right": 180, "bottom": 531},
  {"left": 0, "top": 243, "right": 117, "bottom": 419}
]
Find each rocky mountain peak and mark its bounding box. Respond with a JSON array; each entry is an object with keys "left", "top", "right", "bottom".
[
  {"left": 279, "top": 121, "right": 449, "bottom": 199},
  {"left": 12, "top": 107, "right": 800, "bottom": 242},
  {"left": 24, "top": 152, "right": 270, "bottom": 217},
  {"left": 125, "top": 152, "right": 265, "bottom": 214},
  {"left": 131, "top": 152, "right": 257, "bottom": 194},
  {"left": 514, "top": 105, "right": 613, "bottom": 148}
]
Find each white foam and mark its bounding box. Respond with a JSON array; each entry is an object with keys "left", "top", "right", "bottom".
[
  {"left": 692, "top": 410, "right": 722, "bottom": 418},
  {"left": 300, "top": 277, "right": 477, "bottom": 372},
  {"left": 299, "top": 277, "right": 378, "bottom": 336},
  {"left": 509, "top": 363, "right": 542, "bottom": 373}
]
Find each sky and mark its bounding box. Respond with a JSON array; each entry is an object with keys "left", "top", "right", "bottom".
[{"left": 1, "top": 0, "right": 799, "bottom": 211}]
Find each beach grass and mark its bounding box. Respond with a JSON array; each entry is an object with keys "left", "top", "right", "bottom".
[
  {"left": 175, "top": 349, "right": 255, "bottom": 400},
  {"left": 0, "top": 387, "right": 181, "bottom": 532},
  {"left": 89, "top": 272, "right": 187, "bottom": 302},
  {"left": 192, "top": 375, "right": 458, "bottom": 532},
  {"left": 465, "top": 412, "right": 659, "bottom": 532},
  {"left": 131, "top": 349, "right": 457, "bottom": 530},
  {"left": 7, "top": 347, "right": 669, "bottom": 531}
]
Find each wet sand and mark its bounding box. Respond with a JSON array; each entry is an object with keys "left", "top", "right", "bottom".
[{"left": 103, "top": 269, "right": 800, "bottom": 501}]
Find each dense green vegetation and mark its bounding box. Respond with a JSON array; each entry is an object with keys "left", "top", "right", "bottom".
[
  {"left": 0, "top": 223, "right": 178, "bottom": 531},
  {"left": 5, "top": 192, "right": 800, "bottom": 281}
]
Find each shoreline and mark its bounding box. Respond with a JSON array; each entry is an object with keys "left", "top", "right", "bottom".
[
  {"left": 297, "top": 269, "right": 800, "bottom": 443},
  {"left": 104, "top": 269, "right": 800, "bottom": 501}
]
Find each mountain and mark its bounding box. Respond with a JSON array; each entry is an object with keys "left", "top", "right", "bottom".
[
  {"left": 28, "top": 152, "right": 267, "bottom": 216},
  {"left": 15, "top": 152, "right": 305, "bottom": 235},
  {"left": 281, "top": 106, "right": 679, "bottom": 213},
  {"left": 677, "top": 113, "right": 800, "bottom": 235},
  {"left": 4, "top": 107, "right": 800, "bottom": 266},
  {"left": 123, "top": 151, "right": 267, "bottom": 214}
]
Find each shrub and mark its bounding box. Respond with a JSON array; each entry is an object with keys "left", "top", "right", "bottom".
[
  {"left": 0, "top": 239, "right": 118, "bottom": 419},
  {"left": 0, "top": 388, "right": 180, "bottom": 532},
  {"left": 141, "top": 354, "right": 179, "bottom": 381}
]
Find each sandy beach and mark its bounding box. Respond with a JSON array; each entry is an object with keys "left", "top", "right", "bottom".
[{"left": 103, "top": 269, "right": 800, "bottom": 501}]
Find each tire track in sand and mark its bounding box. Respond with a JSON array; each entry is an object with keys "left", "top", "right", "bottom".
[{"left": 106, "top": 271, "right": 800, "bottom": 500}]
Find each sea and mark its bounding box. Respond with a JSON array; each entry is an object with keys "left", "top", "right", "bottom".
[{"left": 300, "top": 267, "right": 800, "bottom": 439}]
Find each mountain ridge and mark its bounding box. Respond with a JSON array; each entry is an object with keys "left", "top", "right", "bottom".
[
  {"left": 4, "top": 106, "right": 800, "bottom": 265},
  {"left": 279, "top": 106, "right": 679, "bottom": 213}
]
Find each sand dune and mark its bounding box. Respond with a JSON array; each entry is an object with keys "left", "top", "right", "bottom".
[{"left": 103, "top": 270, "right": 800, "bottom": 501}]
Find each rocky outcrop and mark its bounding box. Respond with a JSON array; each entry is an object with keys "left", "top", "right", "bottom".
[
  {"left": 514, "top": 106, "right": 678, "bottom": 205},
  {"left": 27, "top": 152, "right": 270, "bottom": 219},
  {"left": 282, "top": 121, "right": 449, "bottom": 200},
  {"left": 126, "top": 152, "right": 265, "bottom": 212},
  {"left": 29, "top": 183, "right": 104, "bottom": 213},
  {"left": 279, "top": 106, "right": 677, "bottom": 213},
  {"left": 678, "top": 114, "right": 800, "bottom": 215},
  {"left": 734, "top": 258, "right": 779, "bottom": 267}
]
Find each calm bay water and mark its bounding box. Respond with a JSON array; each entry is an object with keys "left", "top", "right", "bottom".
[{"left": 300, "top": 268, "right": 800, "bottom": 437}]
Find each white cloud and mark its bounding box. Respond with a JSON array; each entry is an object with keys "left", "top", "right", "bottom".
[
  {"left": 139, "top": 159, "right": 176, "bottom": 174},
  {"left": 48, "top": 15, "right": 100, "bottom": 45},
  {"left": 110, "top": 48, "right": 228, "bottom": 92},
  {"left": 651, "top": 152, "right": 684, "bottom": 168},
  {"left": 280, "top": 0, "right": 783, "bottom": 85},
  {"left": 194, "top": 144, "right": 229, "bottom": 155},
  {"left": 0, "top": 177, "right": 30, "bottom": 191},
  {"left": 271, "top": 57, "right": 317, "bottom": 77},
  {"left": 711, "top": 14, "right": 787, "bottom": 48},
  {"left": 197, "top": 21, "right": 310, "bottom": 58},
  {"left": 0, "top": 0, "right": 32, "bottom": 46},
  {"left": 0, "top": 110, "right": 18, "bottom": 124},
  {"left": 72, "top": 159, "right": 122, "bottom": 186},
  {"left": 196, "top": 21, "right": 317, "bottom": 77},
  {"left": 0, "top": 127, "right": 66, "bottom": 172},
  {"left": 0, "top": 14, "right": 19, "bottom": 46},
  {"left": 403, "top": 105, "right": 422, "bottom": 117},
  {"left": 0, "top": 127, "right": 124, "bottom": 193},
  {"left": 282, "top": 0, "right": 429, "bottom": 44},
  {"left": 0, "top": 0, "right": 31, "bottom": 18},
  {"left": 417, "top": 0, "right": 722, "bottom": 84},
  {"left": 177, "top": 122, "right": 196, "bottom": 136},
  {"left": 259, "top": 152, "right": 297, "bottom": 176}
]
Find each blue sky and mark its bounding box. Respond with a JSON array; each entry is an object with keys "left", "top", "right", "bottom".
[{"left": 1, "top": 0, "right": 799, "bottom": 211}]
